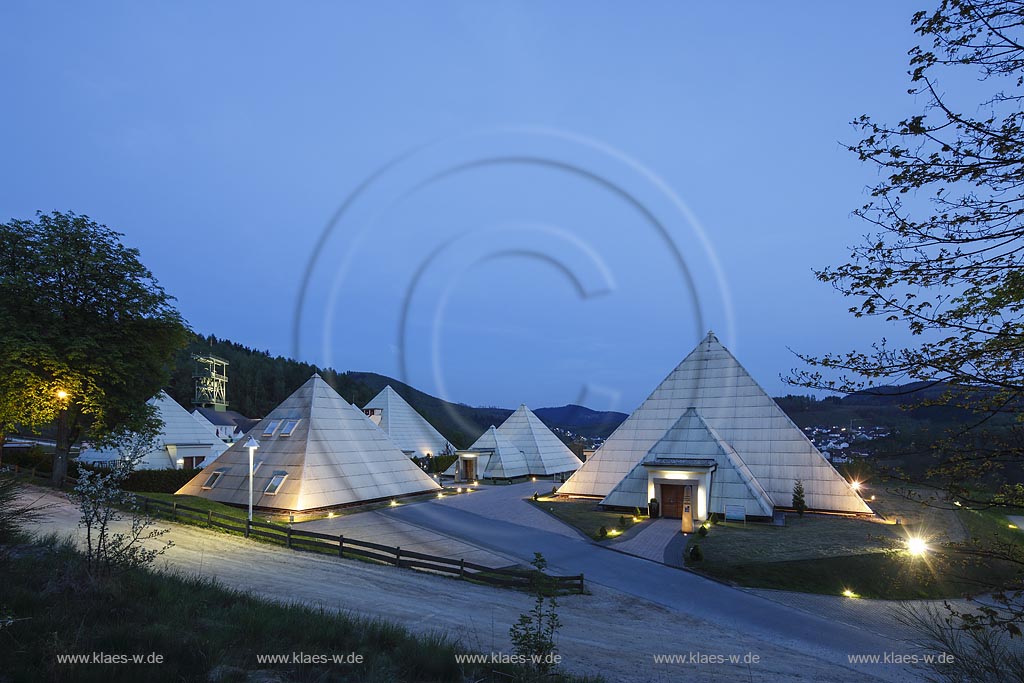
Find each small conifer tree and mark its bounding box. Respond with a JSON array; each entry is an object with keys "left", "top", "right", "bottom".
[{"left": 792, "top": 479, "right": 807, "bottom": 517}]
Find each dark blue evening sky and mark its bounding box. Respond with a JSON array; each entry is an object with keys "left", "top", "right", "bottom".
[{"left": 1, "top": 2, "right": 919, "bottom": 412}]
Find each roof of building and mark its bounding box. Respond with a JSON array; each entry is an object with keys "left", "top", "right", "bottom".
[
  {"left": 363, "top": 386, "right": 449, "bottom": 457},
  {"left": 496, "top": 405, "right": 583, "bottom": 476},
  {"left": 176, "top": 374, "right": 441, "bottom": 510},
  {"left": 471, "top": 426, "right": 530, "bottom": 479},
  {"left": 558, "top": 332, "right": 870, "bottom": 514},
  {"left": 192, "top": 406, "right": 258, "bottom": 433}
]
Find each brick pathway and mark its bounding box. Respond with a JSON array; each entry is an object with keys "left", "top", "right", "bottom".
[{"left": 609, "top": 518, "right": 682, "bottom": 562}]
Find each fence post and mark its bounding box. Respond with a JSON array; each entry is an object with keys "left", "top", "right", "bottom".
[
  {"left": 459, "top": 558, "right": 465, "bottom": 580},
  {"left": 207, "top": 510, "right": 213, "bottom": 526},
  {"left": 395, "top": 546, "right": 401, "bottom": 567},
  {"left": 172, "top": 502, "right": 177, "bottom": 518},
  {"left": 286, "top": 526, "right": 292, "bottom": 549},
  {"left": 338, "top": 535, "right": 344, "bottom": 558},
  {"left": 142, "top": 498, "right": 148, "bottom": 514},
  {"left": 579, "top": 573, "right": 585, "bottom": 594},
  {"left": 245, "top": 518, "right": 250, "bottom": 539}
]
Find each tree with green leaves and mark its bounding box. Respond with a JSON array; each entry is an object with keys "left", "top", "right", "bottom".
[
  {"left": 790, "top": 0, "right": 1024, "bottom": 490},
  {"left": 0, "top": 211, "right": 189, "bottom": 484},
  {"left": 789, "top": 0, "right": 1024, "bottom": 667}
]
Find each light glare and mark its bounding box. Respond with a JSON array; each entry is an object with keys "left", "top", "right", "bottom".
[{"left": 907, "top": 536, "right": 928, "bottom": 556}]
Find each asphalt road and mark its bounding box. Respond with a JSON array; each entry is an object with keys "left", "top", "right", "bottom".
[{"left": 387, "top": 482, "right": 920, "bottom": 680}]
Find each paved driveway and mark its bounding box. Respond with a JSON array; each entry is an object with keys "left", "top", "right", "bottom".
[
  {"left": 294, "top": 508, "right": 513, "bottom": 567},
  {"left": 384, "top": 482, "right": 925, "bottom": 681}
]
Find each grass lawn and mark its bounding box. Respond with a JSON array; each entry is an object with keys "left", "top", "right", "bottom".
[
  {"left": 687, "top": 489, "right": 1024, "bottom": 599},
  {"left": 136, "top": 491, "right": 252, "bottom": 519},
  {"left": 137, "top": 486, "right": 478, "bottom": 525},
  {"left": 0, "top": 536, "right": 597, "bottom": 683},
  {"left": 528, "top": 496, "right": 645, "bottom": 540}
]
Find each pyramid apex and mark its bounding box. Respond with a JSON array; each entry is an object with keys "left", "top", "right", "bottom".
[{"left": 311, "top": 372, "right": 322, "bottom": 379}]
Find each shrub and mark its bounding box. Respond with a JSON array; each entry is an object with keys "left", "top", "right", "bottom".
[
  {"left": 3, "top": 444, "right": 51, "bottom": 472},
  {"left": 618, "top": 515, "right": 628, "bottom": 529},
  {"left": 509, "top": 553, "right": 562, "bottom": 675},
  {"left": 688, "top": 544, "right": 704, "bottom": 562},
  {"left": 551, "top": 485, "right": 557, "bottom": 496},
  {"left": 120, "top": 467, "right": 199, "bottom": 493},
  {"left": 533, "top": 491, "right": 540, "bottom": 501},
  {"left": 697, "top": 524, "right": 708, "bottom": 538},
  {"left": 0, "top": 475, "right": 48, "bottom": 543},
  {"left": 598, "top": 526, "right": 608, "bottom": 539},
  {"left": 792, "top": 479, "right": 807, "bottom": 517}
]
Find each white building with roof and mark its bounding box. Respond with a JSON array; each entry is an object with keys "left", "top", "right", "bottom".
[
  {"left": 445, "top": 426, "right": 530, "bottom": 481},
  {"left": 177, "top": 374, "right": 441, "bottom": 511},
  {"left": 496, "top": 404, "right": 583, "bottom": 478},
  {"left": 362, "top": 385, "right": 450, "bottom": 458},
  {"left": 558, "top": 332, "right": 870, "bottom": 523},
  {"left": 79, "top": 391, "right": 228, "bottom": 470}
]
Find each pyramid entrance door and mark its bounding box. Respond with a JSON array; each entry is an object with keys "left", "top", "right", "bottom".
[
  {"left": 661, "top": 484, "right": 696, "bottom": 531},
  {"left": 463, "top": 458, "right": 476, "bottom": 481}
]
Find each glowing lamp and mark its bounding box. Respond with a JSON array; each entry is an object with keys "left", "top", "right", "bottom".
[{"left": 907, "top": 536, "right": 928, "bottom": 556}]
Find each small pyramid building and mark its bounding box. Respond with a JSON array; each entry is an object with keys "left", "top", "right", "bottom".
[
  {"left": 362, "top": 386, "right": 450, "bottom": 458},
  {"left": 177, "top": 374, "right": 441, "bottom": 511},
  {"left": 558, "top": 332, "right": 870, "bottom": 518},
  {"left": 79, "top": 391, "right": 227, "bottom": 470},
  {"left": 497, "top": 405, "right": 583, "bottom": 477},
  {"left": 444, "top": 426, "right": 530, "bottom": 481}
]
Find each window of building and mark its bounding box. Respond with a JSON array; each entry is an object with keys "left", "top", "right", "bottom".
[
  {"left": 280, "top": 419, "right": 300, "bottom": 436},
  {"left": 264, "top": 472, "right": 288, "bottom": 495},
  {"left": 202, "top": 469, "right": 227, "bottom": 489},
  {"left": 262, "top": 420, "right": 281, "bottom": 437}
]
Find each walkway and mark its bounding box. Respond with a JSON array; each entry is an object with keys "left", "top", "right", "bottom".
[{"left": 609, "top": 517, "right": 683, "bottom": 563}]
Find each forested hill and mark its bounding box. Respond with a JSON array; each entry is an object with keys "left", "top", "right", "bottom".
[
  {"left": 167, "top": 335, "right": 995, "bottom": 451},
  {"left": 165, "top": 335, "right": 628, "bottom": 449}
]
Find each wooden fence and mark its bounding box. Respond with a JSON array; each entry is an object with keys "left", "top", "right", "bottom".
[{"left": 4, "top": 465, "right": 586, "bottom": 594}]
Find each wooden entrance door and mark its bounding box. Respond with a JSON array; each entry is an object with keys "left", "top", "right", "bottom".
[
  {"left": 463, "top": 458, "right": 476, "bottom": 481},
  {"left": 662, "top": 484, "right": 684, "bottom": 519},
  {"left": 661, "top": 484, "right": 695, "bottom": 531}
]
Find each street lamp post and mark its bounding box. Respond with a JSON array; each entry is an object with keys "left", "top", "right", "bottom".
[{"left": 245, "top": 437, "right": 260, "bottom": 522}]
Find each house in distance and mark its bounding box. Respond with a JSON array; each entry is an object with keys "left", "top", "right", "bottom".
[{"left": 79, "top": 391, "right": 228, "bottom": 470}]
